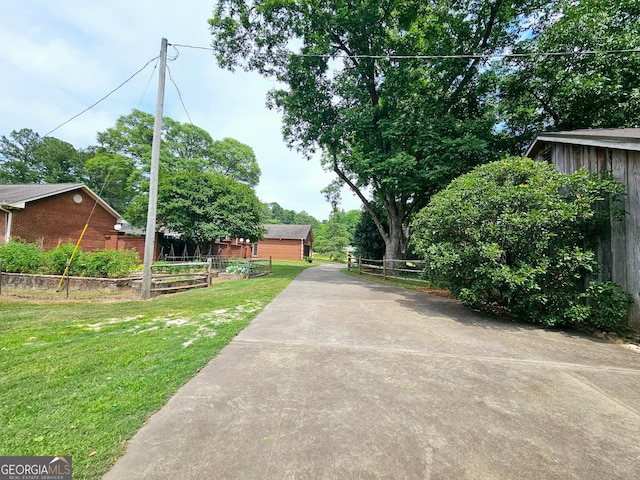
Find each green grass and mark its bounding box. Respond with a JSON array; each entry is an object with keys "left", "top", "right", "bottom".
[
  {"left": 0, "top": 261, "right": 314, "bottom": 480},
  {"left": 341, "top": 267, "right": 436, "bottom": 292}
]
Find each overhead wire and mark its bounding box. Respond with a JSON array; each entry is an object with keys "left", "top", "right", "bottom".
[
  {"left": 137, "top": 56, "right": 160, "bottom": 109},
  {"left": 171, "top": 43, "right": 640, "bottom": 60},
  {"left": 44, "top": 55, "right": 160, "bottom": 138},
  {"left": 167, "top": 63, "right": 194, "bottom": 125},
  {"left": 45, "top": 55, "right": 159, "bottom": 291}
]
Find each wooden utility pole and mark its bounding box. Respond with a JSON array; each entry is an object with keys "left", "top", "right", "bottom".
[{"left": 141, "top": 38, "right": 168, "bottom": 300}]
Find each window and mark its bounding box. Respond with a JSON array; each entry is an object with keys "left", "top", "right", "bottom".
[{"left": 252, "top": 243, "right": 258, "bottom": 257}]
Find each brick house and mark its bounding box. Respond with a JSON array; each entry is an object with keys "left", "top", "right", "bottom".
[
  {"left": 526, "top": 128, "right": 640, "bottom": 329},
  {"left": 0, "top": 183, "right": 146, "bottom": 258},
  {"left": 253, "top": 224, "right": 314, "bottom": 261}
]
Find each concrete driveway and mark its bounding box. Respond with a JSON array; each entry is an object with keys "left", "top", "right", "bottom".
[{"left": 104, "top": 263, "right": 640, "bottom": 479}]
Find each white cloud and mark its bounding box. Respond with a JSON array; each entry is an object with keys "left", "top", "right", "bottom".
[{"left": 0, "top": 0, "right": 362, "bottom": 220}]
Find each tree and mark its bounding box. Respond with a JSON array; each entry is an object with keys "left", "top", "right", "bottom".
[
  {"left": 313, "top": 209, "right": 351, "bottom": 261},
  {"left": 0, "top": 129, "right": 86, "bottom": 184},
  {"left": 84, "top": 152, "right": 142, "bottom": 215},
  {"left": 211, "top": 138, "right": 261, "bottom": 187},
  {"left": 353, "top": 203, "right": 386, "bottom": 260},
  {"left": 96, "top": 109, "right": 261, "bottom": 185},
  {"left": 156, "top": 172, "right": 264, "bottom": 252},
  {"left": 210, "top": 0, "right": 546, "bottom": 260},
  {"left": 412, "top": 157, "right": 631, "bottom": 329},
  {"left": 262, "top": 202, "right": 321, "bottom": 227},
  {"left": 497, "top": 0, "right": 640, "bottom": 152}
]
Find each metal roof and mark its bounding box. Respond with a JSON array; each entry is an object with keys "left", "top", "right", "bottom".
[
  {"left": 263, "top": 224, "right": 313, "bottom": 240},
  {"left": 526, "top": 128, "right": 640, "bottom": 157},
  {"left": 0, "top": 183, "right": 121, "bottom": 218}
]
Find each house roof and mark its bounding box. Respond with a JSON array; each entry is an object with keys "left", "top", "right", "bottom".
[
  {"left": 263, "top": 224, "right": 313, "bottom": 240},
  {"left": 526, "top": 128, "right": 640, "bottom": 158},
  {"left": 0, "top": 183, "right": 121, "bottom": 219}
]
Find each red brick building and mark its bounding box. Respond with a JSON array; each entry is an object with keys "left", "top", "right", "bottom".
[
  {"left": 254, "top": 224, "right": 314, "bottom": 261},
  {"left": 0, "top": 183, "right": 147, "bottom": 257}
]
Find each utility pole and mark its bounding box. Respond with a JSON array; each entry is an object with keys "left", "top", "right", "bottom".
[{"left": 141, "top": 37, "right": 168, "bottom": 299}]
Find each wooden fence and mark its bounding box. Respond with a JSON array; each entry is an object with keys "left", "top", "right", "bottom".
[
  {"left": 148, "top": 260, "right": 213, "bottom": 296},
  {"left": 145, "top": 256, "right": 273, "bottom": 295},
  {"left": 348, "top": 256, "right": 428, "bottom": 283}
]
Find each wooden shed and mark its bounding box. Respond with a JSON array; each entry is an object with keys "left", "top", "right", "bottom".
[
  {"left": 254, "top": 224, "right": 314, "bottom": 261},
  {"left": 526, "top": 128, "right": 640, "bottom": 329}
]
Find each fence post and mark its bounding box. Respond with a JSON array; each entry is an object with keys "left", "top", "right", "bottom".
[
  {"left": 269, "top": 256, "right": 272, "bottom": 274},
  {"left": 207, "top": 257, "right": 213, "bottom": 286},
  {"left": 358, "top": 256, "right": 362, "bottom": 275},
  {"left": 383, "top": 256, "right": 387, "bottom": 280},
  {"left": 246, "top": 257, "right": 251, "bottom": 279},
  {"left": 347, "top": 254, "right": 351, "bottom": 271},
  {"left": 66, "top": 264, "right": 71, "bottom": 299}
]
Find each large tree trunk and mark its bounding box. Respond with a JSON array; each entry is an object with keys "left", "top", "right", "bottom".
[{"left": 383, "top": 210, "right": 407, "bottom": 276}]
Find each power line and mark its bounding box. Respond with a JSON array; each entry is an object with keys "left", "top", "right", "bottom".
[
  {"left": 137, "top": 56, "right": 160, "bottom": 109},
  {"left": 44, "top": 56, "right": 160, "bottom": 138},
  {"left": 172, "top": 43, "right": 640, "bottom": 60},
  {"left": 167, "top": 63, "right": 194, "bottom": 125}
]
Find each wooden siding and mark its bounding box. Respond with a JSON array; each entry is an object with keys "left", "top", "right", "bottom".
[{"left": 535, "top": 144, "right": 640, "bottom": 329}]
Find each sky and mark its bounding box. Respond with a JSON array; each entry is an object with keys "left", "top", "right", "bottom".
[{"left": 0, "top": 0, "right": 362, "bottom": 221}]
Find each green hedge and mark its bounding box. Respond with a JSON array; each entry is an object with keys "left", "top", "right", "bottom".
[
  {"left": 412, "top": 157, "right": 632, "bottom": 330},
  {"left": 0, "top": 240, "right": 141, "bottom": 278}
]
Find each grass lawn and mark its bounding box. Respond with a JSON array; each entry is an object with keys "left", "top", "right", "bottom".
[
  {"left": 0, "top": 261, "right": 315, "bottom": 480},
  {"left": 341, "top": 267, "right": 453, "bottom": 297}
]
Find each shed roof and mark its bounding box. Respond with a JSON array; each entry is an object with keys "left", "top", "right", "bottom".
[
  {"left": 263, "top": 224, "right": 313, "bottom": 240},
  {"left": 526, "top": 128, "right": 640, "bottom": 158},
  {"left": 0, "top": 183, "right": 121, "bottom": 218}
]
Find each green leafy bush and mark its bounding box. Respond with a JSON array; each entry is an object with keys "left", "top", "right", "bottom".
[
  {"left": 42, "top": 243, "right": 84, "bottom": 275},
  {"left": 0, "top": 240, "right": 140, "bottom": 278},
  {"left": 0, "top": 239, "right": 43, "bottom": 273},
  {"left": 412, "top": 157, "right": 631, "bottom": 328},
  {"left": 78, "top": 249, "right": 141, "bottom": 278}
]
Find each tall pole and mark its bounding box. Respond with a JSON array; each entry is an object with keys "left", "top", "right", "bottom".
[{"left": 141, "top": 37, "right": 168, "bottom": 299}]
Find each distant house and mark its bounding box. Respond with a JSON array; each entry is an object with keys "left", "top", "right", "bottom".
[
  {"left": 0, "top": 183, "right": 147, "bottom": 259},
  {"left": 254, "top": 224, "right": 314, "bottom": 261},
  {"left": 527, "top": 128, "right": 640, "bottom": 329}
]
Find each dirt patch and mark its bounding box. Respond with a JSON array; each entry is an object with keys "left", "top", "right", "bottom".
[
  {"left": 0, "top": 288, "right": 141, "bottom": 303},
  {"left": 417, "top": 287, "right": 454, "bottom": 298}
]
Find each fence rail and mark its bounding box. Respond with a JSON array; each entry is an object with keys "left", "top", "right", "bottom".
[
  {"left": 148, "top": 260, "right": 213, "bottom": 295},
  {"left": 348, "top": 256, "right": 428, "bottom": 283},
  {"left": 144, "top": 257, "right": 273, "bottom": 295}
]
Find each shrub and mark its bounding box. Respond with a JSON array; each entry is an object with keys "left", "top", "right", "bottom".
[
  {"left": 412, "top": 157, "right": 630, "bottom": 328},
  {"left": 0, "top": 239, "right": 43, "bottom": 273},
  {"left": 1, "top": 241, "right": 140, "bottom": 278},
  {"left": 42, "top": 243, "right": 84, "bottom": 275},
  {"left": 77, "top": 249, "right": 141, "bottom": 278}
]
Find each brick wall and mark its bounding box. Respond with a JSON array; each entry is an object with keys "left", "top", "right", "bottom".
[
  {"left": 10, "top": 190, "right": 118, "bottom": 251},
  {"left": 256, "top": 238, "right": 303, "bottom": 260}
]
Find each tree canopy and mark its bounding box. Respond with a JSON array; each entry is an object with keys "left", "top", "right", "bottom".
[
  {"left": 96, "top": 109, "right": 261, "bottom": 187},
  {"left": 209, "top": 0, "right": 547, "bottom": 260},
  {"left": 261, "top": 202, "right": 321, "bottom": 228},
  {"left": 497, "top": 0, "right": 640, "bottom": 152},
  {"left": 0, "top": 129, "right": 88, "bottom": 184},
  {"left": 156, "top": 171, "right": 264, "bottom": 251}
]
